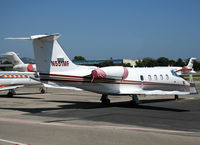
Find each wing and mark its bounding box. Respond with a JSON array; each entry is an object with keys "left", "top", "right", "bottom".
[
  {"left": 43, "top": 83, "right": 83, "bottom": 91},
  {"left": 131, "top": 89, "right": 190, "bottom": 95},
  {"left": 0, "top": 85, "right": 24, "bottom": 91}
]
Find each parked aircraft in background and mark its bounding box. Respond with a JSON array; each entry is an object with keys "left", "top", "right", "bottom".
[
  {"left": 1, "top": 52, "right": 45, "bottom": 96},
  {"left": 0, "top": 71, "right": 44, "bottom": 97},
  {"left": 7, "top": 34, "right": 197, "bottom": 105},
  {"left": 154, "top": 57, "right": 197, "bottom": 75},
  {"left": 3, "top": 51, "right": 36, "bottom": 72}
]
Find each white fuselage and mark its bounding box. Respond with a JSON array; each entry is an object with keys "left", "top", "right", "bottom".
[
  {"left": 0, "top": 71, "right": 41, "bottom": 86},
  {"left": 40, "top": 66, "right": 190, "bottom": 95}
]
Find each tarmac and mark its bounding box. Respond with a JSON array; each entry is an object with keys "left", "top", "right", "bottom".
[{"left": 0, "top": 83, "right": 200, "bottom": 145}]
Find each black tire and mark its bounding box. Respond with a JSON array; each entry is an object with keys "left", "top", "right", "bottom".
[
  {"left": 101, "top": 99, "right": 110, "bottom": 105},
  {"left": 175, "top": 95, "right": 179, "bottom": 100},
  {"left": 40, "top": 89, "right": 45, "bottom": 94},
  {"left": 129, "top": 100, "right": 139, "bottom": 107},
  {"left": 7, "top": 92, "right": 13, "bottom": 97}
]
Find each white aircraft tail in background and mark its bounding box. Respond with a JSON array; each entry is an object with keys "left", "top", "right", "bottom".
[
  {"left": 154, "top": 57, "right": 197, "bottom": 75},
  {"left": 175, "top": 57, "right": 197, "bottom": 74},
  {"left": 3, "top": 51, "right": 37, "bottom": 72},
  {"left": 7, "top": 34, "right": 198, "bottom": 105}
]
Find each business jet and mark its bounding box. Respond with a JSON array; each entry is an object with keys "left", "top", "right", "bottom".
[
  {"left": 0, "top": 71, "right": 42, "bottom": 97},
  {"left": 3, "top": 51, "right": 36, "bottom": 72},
  {"left": 6, "top": 34, "right": 197, "bottom": 105}
]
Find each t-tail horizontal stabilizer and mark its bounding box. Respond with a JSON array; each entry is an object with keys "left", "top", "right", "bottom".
[{"left": 5, "top": 33, "right": 61, "bottom": 41}]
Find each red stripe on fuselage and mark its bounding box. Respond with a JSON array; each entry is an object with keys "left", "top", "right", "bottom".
[{"left": 39, "top": 73, "right": 187, "bottom": 87}]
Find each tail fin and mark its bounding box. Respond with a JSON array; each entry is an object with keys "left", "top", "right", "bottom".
[
  {"left": 187, "top": 58, "right": 197, "bottom": 69},
  {"left": 6, "top": 34, "right": 77, "bottom": 74},
  {"left": 3, "top": 51, "right": 24, "bottom": 65}
]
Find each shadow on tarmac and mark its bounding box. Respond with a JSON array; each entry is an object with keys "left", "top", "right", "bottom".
[
  {"left": 0, "top": 98, "right": 189, "bottom": 114},
  {"left": 1, "top": 97, "right": 200, "bottom": 131},
  {"left": 0, "top": 94, "right": 43, "bottom": 99}
]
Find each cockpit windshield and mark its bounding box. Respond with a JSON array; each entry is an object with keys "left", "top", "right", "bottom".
[{"left": 171, "top": 70, "right": 179, "bottom": 77}]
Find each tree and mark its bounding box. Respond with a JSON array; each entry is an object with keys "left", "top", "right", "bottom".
[
  {"left": 156, "top": 57, "right": 169, "bottom": 66},
  {"left": 193, "top": 60, "right": 200, "bottom": 71},
  {"left": 2, "top": 60, "right": 12, "bottom": 64},
  {"left": 122, "top": 63, "right": 132, "bottom": 67},
  {"left": 135, "top": 59, "right": 144, "bottom": 67},
  {"left": 135, "top": 57, "right": 156, "bottom": 67},
  {"left": 98, "top": 60, "right": 114, "bottom": 67},
  {"left": 73, "top": 56, "right": 86, "bottom": 61},
  {"left": 175, "top": 58, "right": 185, "bottom": 67},
  {"left": 168, "top": 59, "right": 176, "bottom": 66}
]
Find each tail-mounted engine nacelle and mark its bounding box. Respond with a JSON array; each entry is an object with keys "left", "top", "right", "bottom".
[
  {"left": 91, "top": 66, "right": 128, "bottom": 82},
  {"left": 13, "top": 64, "right": 36, "bottom": 72}
]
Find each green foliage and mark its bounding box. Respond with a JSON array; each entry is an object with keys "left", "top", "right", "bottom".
[
  {"left": 157, "top": 57, "right": 169, "bottom": 66},
  {"left": 135, "top": 57, "right": 196, "bottom": 68},
  {"left": 193, "top": 60, "right": 200, "bottom": 71},
  {"left": 73, "top": 56, "right": 86, "bottom": 61},
  {"left": 2, "top": 61, "right": 12, "bottom": 64},
  {"left": 98, "top": 60, "right": 114, "bottom": 67},
  {"left": 122, "top": 63, "right": 132, "bottom": 67},
  {"left": 136, "top": 57, "right": 156, "bottom": 67},
  {"left": 175, "top": 58, "right": 185, "bottom": 67},
  {"left": 168, "top": 59, "right": 176, "bottom": 66}
]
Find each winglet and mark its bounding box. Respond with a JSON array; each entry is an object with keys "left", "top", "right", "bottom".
[{"left": 189, "top": 74, "right": 198, "bottom": 94}]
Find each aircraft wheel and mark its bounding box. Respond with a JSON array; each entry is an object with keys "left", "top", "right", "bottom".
[
  {"left": 175, "top": 95, "right": 179, "bottom": 101},
  {"left": 129, "top": 100, "right": 139, "bottom": 107},
  {"left": 101, "top": 94, "right": 110, "bottom": 105},
  {"left": 7, "top": 92, "right": 13, "bottom": 97},
  {"left": 40, "top": 87, "right": 46, "bottom": 94},
  {"left": 101, "top": 98, "right": 110, "bottom": 105},
  {"left": 129, "top": 94, "right": 140, "bottom": 107},
  {"left": 40, "top": 88, "right": 45, "bottom": 94}
]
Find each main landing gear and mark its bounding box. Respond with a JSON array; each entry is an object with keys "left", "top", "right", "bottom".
[
  {"left": 7, "top": 89, "right": 16, "bottom": 97},
  {"left": 129, "top": 94, "right": 140, "bottom": 107},
  {"left": 100, "top": 94, "right": 110, "bottom": 105},
  {"left": 100, "top": 94, "right": 140, "bottom": 106},
  {"left": 174, "top": 95, "right": 179, "bottom": 101},
  {"left": 40, "top": 87, "right": 46, "bottom": 94}
]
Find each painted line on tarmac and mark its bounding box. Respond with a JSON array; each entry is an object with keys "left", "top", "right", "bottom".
[
  {"left": 0, "top": 117, "right": 195, "bottom": 134},
  {"left": 0, "top": 138, "right": 27, "bottom": 145}
]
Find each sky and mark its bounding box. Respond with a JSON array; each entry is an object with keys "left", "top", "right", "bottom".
[{"left": 0, "top": 0, "right": 200, "bottom": 60}]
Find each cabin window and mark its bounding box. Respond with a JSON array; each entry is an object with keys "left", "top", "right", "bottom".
[
  {"left": 166, "top": 74, "right": 169, "bottom": 80},
  {"left": 160, "top": 74, "right": 163, "bottom": 80},
  {"left": 154, "top": 75, "right": 157, "bottom": 80},
  {"left": 140, "top": 75, "right": 144, "bottom": 81},
  {"left": 148, "top": 75, "right": 152, "bottom": 81}
]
